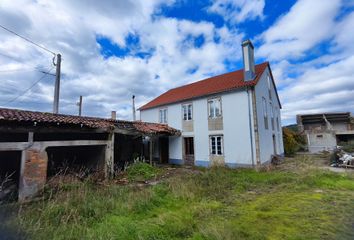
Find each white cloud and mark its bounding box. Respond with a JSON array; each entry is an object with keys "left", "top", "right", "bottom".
[
  {"left": 278, "top": 54, "right": 354, "bottom": 123},
  {"left": 255, "top": 0, "right": 354, "bottom": 124},
  {"left": 333, "top": 11, "right": 354, "bottom": 54},
  {"left": 1, "top": 0, "right": 352, "bottom": 126},
  {"left": 208, "top": 0, "right": 265, "bottom": 23},
  {"left": 258, "top": 0, "right": 341, "bottom": 61},
  {"left": 208, "top": 0, "right": 265, "bottom": 24},
  {"left": 0, "top": 0, "right": 243, "bottom": 120}
]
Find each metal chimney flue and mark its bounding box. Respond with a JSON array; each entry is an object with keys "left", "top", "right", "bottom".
[
  {"left": 132, "top": 95, "right": 136, "bottom": 121},
  {"left": 242, "top": 40, "right": 255, "bottom": 81}
]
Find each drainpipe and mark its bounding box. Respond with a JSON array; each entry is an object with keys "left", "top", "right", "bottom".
[{"left": 247, "top": 87, "right": 255, "bottom": 167}]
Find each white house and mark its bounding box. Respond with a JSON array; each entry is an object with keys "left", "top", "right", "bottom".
[{"left": 139, "top": 40, "right": 284, "bottom": 167}]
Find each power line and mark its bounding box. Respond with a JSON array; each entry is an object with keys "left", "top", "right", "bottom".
[
  {"left": 0, "top": 24, "right": 56, "bottom": 55},
  {"left": 0, "top": 51, "right": 52, "bottom": 70},
  {"left": 0, "top": 68, "right": 53, "bottom": 74},
  {"left": 1, "top": 66, "right": 55, "bottom": 105},
  {"left": 0, "top": 68, "right": 36, "bottom": 73}
]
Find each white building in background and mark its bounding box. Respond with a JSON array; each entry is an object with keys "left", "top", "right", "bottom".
[{"left": 139, "top": 40, "right": 284, "bottom": 167}]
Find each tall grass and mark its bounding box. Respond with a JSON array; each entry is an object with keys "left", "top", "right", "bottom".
[{"left": 2, "top": 155, "right": 354, "bottom": 239}]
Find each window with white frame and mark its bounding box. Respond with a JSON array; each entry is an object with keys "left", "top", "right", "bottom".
[
  {"left": 182, "top": 103, "right": 193, "bottom": 121},
  {"left": 209, "top": 135, "right": 223, "bottom": 155},
  {"left": 262, "top": 97, "right": 268, "bottom": 130},
  {"left": 270, "top": 102, "right": 274, "bottom": 130},
  {"left": 208, "top": 98, "right": 221, "bottom": 118},
  {"left": 159, "top": 108, "right": 168, "bottom": 124}
]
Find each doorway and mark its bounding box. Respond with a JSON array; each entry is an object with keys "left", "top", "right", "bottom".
[
  {"left": 272, "top": 134, "right": 277, "bottom": 155},
  {"left": 0, "top": 151, "right": 22, "bottom": 202},
  {"left": 159, "top": 137, "right": 169, "bottom": 164},
  {"left": 183, "top": 137, "right": 195, "bottom": 165}
]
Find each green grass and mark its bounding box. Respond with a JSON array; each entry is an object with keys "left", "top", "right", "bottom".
[
  {"left": 2, "top": 155, "right": 354, "bottom": 240},
  {"left": 126, "top": 162, "right": 160, "bottom": 181}
]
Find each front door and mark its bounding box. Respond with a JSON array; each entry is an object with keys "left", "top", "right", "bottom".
[
  {"left": 159, "top": 137, "right": 169, "bottom": 164},
  {"left": 272, "top": 134, "right": 277, "bottom": 155},
  {"left": 183, "top": 137, "right": 195, "bottom": 165}
]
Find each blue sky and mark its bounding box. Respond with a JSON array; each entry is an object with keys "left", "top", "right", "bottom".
[{"left": 0, "top": 0, "right": 353, "bottom": 124}]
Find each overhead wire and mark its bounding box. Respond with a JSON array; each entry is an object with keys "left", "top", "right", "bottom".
[
  {"left": 1, "top": 66, "right": 55, "bottom": 105},
  {"left": 0, "top": 68, "right": 37, "bottom": 73},
  {"left": 0, "top": 51, "right": 53, "bottom": 71},
  {"left": 0, "top": 24, "right": 56, "bottom": 55}
]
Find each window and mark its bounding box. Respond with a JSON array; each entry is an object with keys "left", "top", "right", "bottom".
[
  {"left": 159, "top": 109, "right": 168, "bottom": 124},
  {"left": 267, "top": 75, "right": 272, "bottom": 100},
  {"left": 182, "top": 103, "right": 193, "bottom": 120},
  {"left": 270, "top": 103, "right": 274, "bottom": 130},
  {"left": 208, "top": 98, "right": 221, "bottom": 118},
  {"left": 184, "top": 137, "right": 194, "bottom": 155},
  {"left": 210, "top": 135, "right": 223, "bottom": 155},
  {"left": 276, "top": 117, "right": 280, "bottom": 131},
  {"left": 262, "top": 97, "right": 268, "bottom": 129}
]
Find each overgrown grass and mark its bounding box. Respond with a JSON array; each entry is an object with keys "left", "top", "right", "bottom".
[
  {"left": 2, "top": 155, "right": 354, "bottom": 239},
  {"left": 126, "top": 162, "right": 160, "bottom": 181}
]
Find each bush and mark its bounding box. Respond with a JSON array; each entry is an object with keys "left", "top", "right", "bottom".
[
  {"left": 126, "top": 162, "right": 159, "bottom": 182},
  {"left": 283, "top": 128, "right": 304, "bottom": 156}
]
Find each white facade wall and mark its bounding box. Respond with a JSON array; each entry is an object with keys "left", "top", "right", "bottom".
[
  {"left": 254, "top": 67, "right": 284, "bottom": 163},
  {"left": 140, "top": 90, "right": 254, "bottom": 167},
  {"left": 222, "top": 91, "right": 254, "bottom": 166},
  {"left": 140, "top": 66, "right": 284, "bottom": 167}
]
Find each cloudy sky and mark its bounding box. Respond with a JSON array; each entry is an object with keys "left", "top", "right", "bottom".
[{"left": 0, "top": 0, "right": 353, "bottom": 125}]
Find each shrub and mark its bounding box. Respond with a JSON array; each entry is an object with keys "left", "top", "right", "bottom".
[
  {"left": 283, "top": 127, "right": 303, "bottom": 156},
  {"left": 126, "top": 162, "right": 159, "bottom": 182}
]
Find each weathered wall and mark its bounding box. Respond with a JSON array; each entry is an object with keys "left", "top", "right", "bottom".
[
  {"left": 19, "top": 148, "right": 48, "bottom": 202},
  {"left": 254, "top": 67, "right": 284, "bottom": 164},
  {"left": 307, "top": 132, "right": 337, "bottom": 153}
]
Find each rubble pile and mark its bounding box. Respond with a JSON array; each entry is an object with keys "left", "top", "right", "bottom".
[{"left": 331, "top": 146, "right": 354, "bottom": 168}]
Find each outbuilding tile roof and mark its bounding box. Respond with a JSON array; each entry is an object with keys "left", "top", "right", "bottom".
[
  {"left": 0, "top": 108, "right": 115, "bottom": 129},
  {"left": 0, "top": 108, "right": 179, "bottom": 135},
  {"left": 133, "top": 121, "right": 180, "bottom": 135},
  {"left": 140, "top": 62, "right": 269, "bottom": 110}
]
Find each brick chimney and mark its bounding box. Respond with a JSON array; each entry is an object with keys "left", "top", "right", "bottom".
[{"left": 111, "top": 111, "right": 116, "bottom": 120}]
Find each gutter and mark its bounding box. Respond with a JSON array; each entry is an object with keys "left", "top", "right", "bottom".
[{"left": 247, "top": 87, "right": 255, "bottom": 167}]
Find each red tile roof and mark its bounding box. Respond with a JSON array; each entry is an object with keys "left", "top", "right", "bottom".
[
  {"left": 134, "top": 121, "right": 180, "bottom": 135},
  {"left": 0, "top": 107, "right": 116, "bottom": 129},
  {"left": 140, "top": 62, "right": 270, "bottom": 110},
  {"left": 0, "top": 108, "right": 179, "bottom": 135}
]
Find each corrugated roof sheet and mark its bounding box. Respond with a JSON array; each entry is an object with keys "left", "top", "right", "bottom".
[{"left": 140, "top": 62, "right": 269, "bottom": 110}]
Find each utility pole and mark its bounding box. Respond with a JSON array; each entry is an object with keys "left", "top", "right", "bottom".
[
  {"left": 53, "top": 53, "right": 61, "bottom": 114},
  {"left": 132, "top": 95, "right": 136, "bottom": 121},
  {"left": 77, "top": 95, "right": 83, "bottom": 116}
]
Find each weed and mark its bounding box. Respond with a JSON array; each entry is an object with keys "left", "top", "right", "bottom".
[
  {"left": 126, "top": 162, "right": 159, "bottom": 181},
  {"left": 2, "top": 155, "right": 354, "bottom": 239}
]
